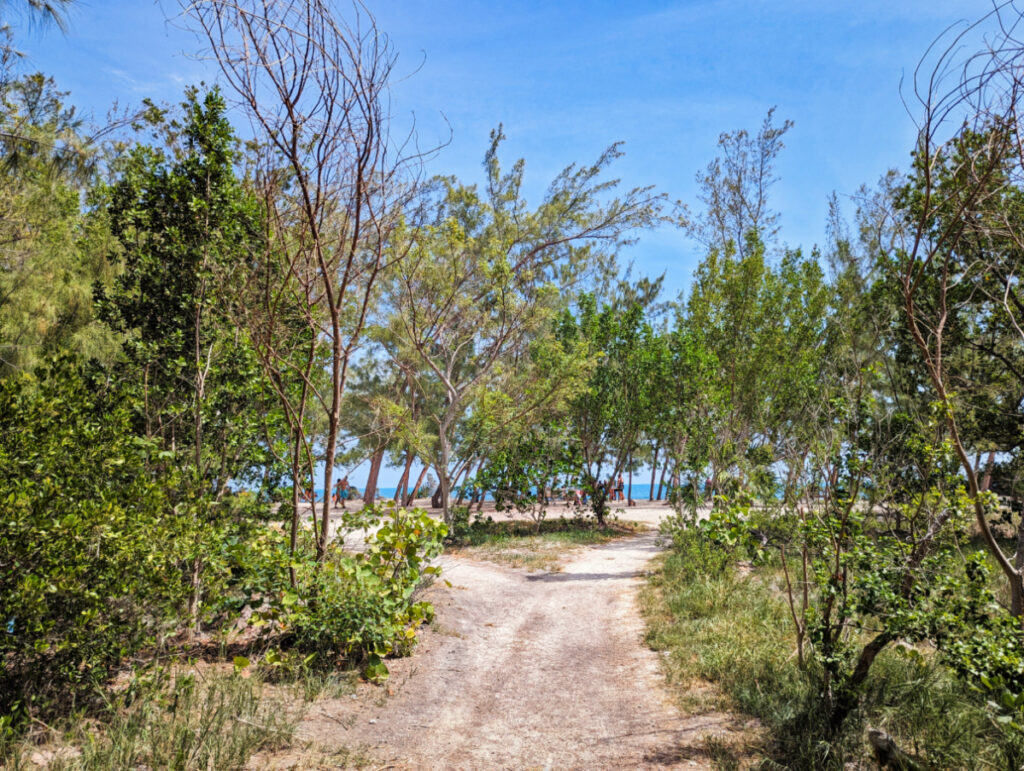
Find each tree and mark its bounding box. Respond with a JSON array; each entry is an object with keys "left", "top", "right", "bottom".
[
  {"left": 680, "top": 237, "right": 829, "bottom": 500},
  {"left": 97, "top": 87, "right": 281, "bottom": 629},
  {"left": 0, "top": 357, "right": 193, "bottom": 719},
  {"left": 893, "top": 3, "right": 1024, "bottom": 619},
  {"left": 183, "top": 0, "right": 420, "bottom": 560},
  {"left": 0, "top": 71, "right": 118, "bottom": 375},
  {"left": 378, "top": 130, "right": 664, "bottom": 521},
  {"left": 559, "top": 294, "right": 662, "bottom": 523},
  {"left": 684, "top": 108, "right": 793, "bottom": 258}
]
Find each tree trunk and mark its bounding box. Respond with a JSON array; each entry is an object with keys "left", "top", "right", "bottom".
[
  {"left": 829, "top": 633, "right": 892, "bottom": 733},
  {"left": 453, "top": 462, "right": 472, "bottom": 505},
  {"left": 187, "top": 555, "right": 202, "bottom": 638},
  {"left": 405, "top": 464, "right": 430, "bottom": 507},
  {"left": 431, "top": 477, "right": 444, "bottom": 510},
  {"left": 394, "top": 452, "right": 412, "bottom": 502},
  {"left": 439, "top": 415, "right": 453, "bottom": 520},
  {"left": 627, "top": 459, "right": 634, "bottom": 506},
  {"left": 656, "top": 456, "right": 669, "bottom": 500},
  {"left": 981, "top": 449, "right": 997, "bottom": 492},
  {"left": 363, "top": 449, "right": 384, "bottom": 506},
  {"left": 288, "top": 427, "right": 301, "bottom": 588},
  {"left": 318, "top": 334, "right": 344, "bottom": 561},
  {"left": 649, "top": 446, "right": 658, "bottom": 501}
]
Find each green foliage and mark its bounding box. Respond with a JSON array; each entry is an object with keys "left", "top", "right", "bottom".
[
  {"left": 443, "top": 504, "right": 493, "bottom": 545},
  {"left": 374, "top": 129, "right": 664, "bottom": 518},
  {"left": 924, "top": 552, "right": 1024, "bottom": 739},
  {"left": 558, "top": 293, "right": 666, "bottom": 523},
  {"left": 646, "top": 533, "right": 1024, "bottom": 769},
  {"left": 232, "top": 504, "right": 446, "bottom": 679},
  {"left": 474, "top": 418, "right": 581, "bottom": 526},
  {"left": 0, "top": 71, "right": 119, "bottom": 375},
  {"left": 96, "top": 85, "right": 282, "bottom": 498},
  {"left": 0, "top": 358, "right": 194, "bottom": 720}
]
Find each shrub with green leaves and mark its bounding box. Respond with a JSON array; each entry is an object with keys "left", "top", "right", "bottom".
[
  {"left": 0, "top": 358, "right": 194, "bottom": 721},
  {"left": 235, "top": 504, "right": 446, "bottom": 679}
]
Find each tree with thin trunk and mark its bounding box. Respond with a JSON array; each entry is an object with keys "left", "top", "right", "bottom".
[
  {"left": 378, "top": 129, "right": 665, "bottom": 521},
  {"left": 894, "top": 2, "right": 1024, "bottom": 620},
  {"left": 182, "top": 0, "right": 422, "bottom": 561}
]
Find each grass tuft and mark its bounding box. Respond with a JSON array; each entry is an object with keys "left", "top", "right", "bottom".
[{"left": 2, "top": 666, "right": 298, "bottom": 771}]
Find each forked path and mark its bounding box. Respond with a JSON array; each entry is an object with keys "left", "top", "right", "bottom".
[{"left": 301, "top": 532, "right": 734, "bottom": 770}]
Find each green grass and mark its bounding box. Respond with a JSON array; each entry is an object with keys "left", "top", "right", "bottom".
[
  {"left": 448, "top": 516, "right": 644, "bottom": 571},
  {"left": 641, "top": 532, "right": 1024, "bottom": 770},
  {"left": 1, "top": 666, "right": 296, "bottom": 771},
  {"left": 0, "top": 664, "right": 373, "bottom": 770}
]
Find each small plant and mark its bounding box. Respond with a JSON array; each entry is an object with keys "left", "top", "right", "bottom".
[{"left": 237, "top": 503, "right": 446, "bottom": 680}]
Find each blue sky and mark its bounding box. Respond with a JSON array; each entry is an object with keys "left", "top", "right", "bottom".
[{"left": 16, "top": 0, "right": 987, "bottom": 485}]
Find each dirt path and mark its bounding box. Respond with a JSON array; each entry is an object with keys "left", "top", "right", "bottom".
[{"left": 298, "top": 531, "right": 736, "bottom": 769}]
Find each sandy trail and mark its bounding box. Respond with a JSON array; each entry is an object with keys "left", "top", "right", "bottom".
[{"left": 299, "top": 530, "right": 734, "bottom": 770}]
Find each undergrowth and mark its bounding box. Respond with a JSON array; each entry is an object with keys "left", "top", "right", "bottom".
[
  {"left": 0, "top": 666, "right": 298, "bottom": 770},
  {"left": 642, "top": 528, "right": 1023, "bottom": 769}
]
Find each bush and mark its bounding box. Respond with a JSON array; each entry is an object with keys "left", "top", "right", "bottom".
[
  {"left": 0, "top": 359, "right": 195, "bottom": 722},
  {"left": 233, "top": 504, "right": 447, "bottom": 679},
  {"left": 645, "top": 524, "right": 1024, "bottom": 769}
]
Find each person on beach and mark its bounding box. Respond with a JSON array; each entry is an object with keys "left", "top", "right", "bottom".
[
  {"left": 336, "top": 476, "right": 350, "bottom": 508},
  {"left": 616, "top": 474, "right": 625, "bottom": 501}
]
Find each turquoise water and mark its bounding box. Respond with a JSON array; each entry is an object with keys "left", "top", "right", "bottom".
[{"left": 304, "top": 483, "right": 673, "bottom": 503}]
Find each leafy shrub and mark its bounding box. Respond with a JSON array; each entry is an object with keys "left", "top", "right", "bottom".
[
  {"left": 235, "top": 504, "right": 446, "bottom": 679},
  {"left": 659, "top": 515, "right": 737, "bottom": 578},
  {"left": 660, "top": 499, "right": 773, "bottom": 574},
  {"left": 647, "top": 532, "right": 1024, "bottom": 769},
  {"left": 0, "top": 359, "right": 195, "bottom": 722},
  {"left": 443, "top": 505, "right": 496, "bottom": 545}
]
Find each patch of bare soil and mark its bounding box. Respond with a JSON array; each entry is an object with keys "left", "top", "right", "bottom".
[{"left": 297, "top": 532, "right": 742, "bottom": 770}]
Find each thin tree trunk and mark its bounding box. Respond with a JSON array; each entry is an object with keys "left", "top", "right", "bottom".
[
  {"left": 454, "top": 462, "right": 472, "bottom": 505},
  {"left": 394, "top": 452, "right": 412, "bottom": 502},
  {"left": 656, "top": 456, "right": 669, "bottom": 500},
  {"left": 981, "top": 449, "right": 997, "bottom": 491},
  {"left": 829, "top": 633, "right": 892, "bottom": 733},
  {"left": 288, "top": 428, "right": 302, "bottom": 588},
  {"left": 363, "top": 449, "right": 384, "bottom": 505},
  {"left": 439, "top": 413, "right": 454, "bottom": 519},
  {"left": 627, "top": 457, "right": 633, "bottom": 506},
  {"left": 318, "top": 331, "right": 346, "bottom": 561},
  {"left": 649, "top": 446, "right": 659, "bottom": 501},
  {"left": 405, "top": 464, "right": 430, "bottom": 507}
]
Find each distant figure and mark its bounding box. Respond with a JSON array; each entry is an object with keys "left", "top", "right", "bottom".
[
  {"left": 338, "top": 476, "right": 350, "bottom": 508},
  {"left": 616, "top": 474, "right": 625, "bottom": 502}
]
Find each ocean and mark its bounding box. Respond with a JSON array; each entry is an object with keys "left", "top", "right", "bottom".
[{"left": 303, "top": 483, "right": 674, "bottom": 504}]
